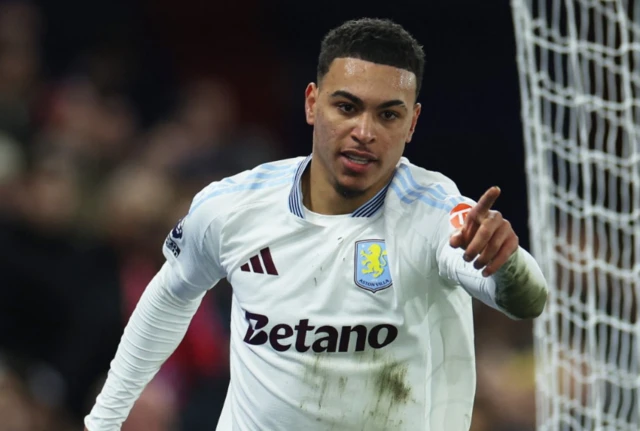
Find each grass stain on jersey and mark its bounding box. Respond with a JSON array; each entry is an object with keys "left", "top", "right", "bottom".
[
  {"left": 318, "top": 376, "right": 329, "bottom": 409},
  {"left": 305, "top": 354, "right": 331, "bottom": 410},
  {"left": 338, "top": 376, "right": 347, "bottom": 395},
  {"left": 353, "top": 354, "right": 412, "bottom": 429},
  {"left": 299, "top": 351, "right": 412, "bottom": 429},
  {"left": 374, "top": 361, "right": 411, "bottom": 404}
]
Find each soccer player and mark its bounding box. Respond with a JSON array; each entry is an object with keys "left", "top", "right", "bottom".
[{"left": 84, "top": 18, "right": 548, "bottom": 431}]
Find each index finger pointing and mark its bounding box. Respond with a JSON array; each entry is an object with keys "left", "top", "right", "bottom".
[{"left": 466, "top": 186, "right": 501, "bottom": 222}]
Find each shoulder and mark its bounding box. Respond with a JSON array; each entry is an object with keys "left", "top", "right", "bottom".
[
  {"left": 165, "top": 157, "right": 303, "bottom": 262},
  {"left": 188, "top": 157, "right": 303, "bottom": 218},
  {"left": 386, "top": 157, "right": 468, "bottom": 218},
  {"left": 383, "top": 158, "right": 474, "bottom": 272}
]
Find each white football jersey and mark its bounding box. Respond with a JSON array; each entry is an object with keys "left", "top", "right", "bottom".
[{"left": 162, "top": 155, "right": 481, "bottom": 431}]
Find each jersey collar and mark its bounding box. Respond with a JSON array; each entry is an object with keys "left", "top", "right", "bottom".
[{"left": 288, "top": 154, "right": 391, "bottom": 218}]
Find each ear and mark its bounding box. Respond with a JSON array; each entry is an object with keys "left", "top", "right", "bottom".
[
  {"left": 305, "top": 83, "right": 318, "bottom": 125},
  {"left": 406, "top": 103, "right": 421, "bottom": 143}
]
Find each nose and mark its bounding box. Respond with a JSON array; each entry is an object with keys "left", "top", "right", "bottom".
[{"left": 351, "top": 113, "right": 375, "bottom": 145}]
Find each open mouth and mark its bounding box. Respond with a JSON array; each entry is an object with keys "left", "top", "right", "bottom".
[
  {"left": 343, "top": 154, "right": 371, "bottom": 165},
  {"left": 340, "top": 151, "right": 377, "bottom": 173}
]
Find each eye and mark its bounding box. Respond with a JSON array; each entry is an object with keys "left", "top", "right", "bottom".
[
  {"left": 337, "top": 103, "right": 356, "bottom": 114},
  {"left": 381, "top": 111, "right": 399, "bottom": 121}
]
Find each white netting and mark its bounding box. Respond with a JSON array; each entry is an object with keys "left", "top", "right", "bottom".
[{"left": 511, "top": 0, "right": 640, "bottom": 429}]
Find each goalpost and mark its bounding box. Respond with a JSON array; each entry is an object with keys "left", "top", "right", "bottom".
[{"left": 511, "top": 0, "right": 640, "bottom": 430}]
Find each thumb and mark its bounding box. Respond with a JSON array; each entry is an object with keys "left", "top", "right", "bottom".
[{"left": 449, "top": 230, "right": 464, "bottom": 248}]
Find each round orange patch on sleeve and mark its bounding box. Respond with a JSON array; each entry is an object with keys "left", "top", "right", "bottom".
[{"left": 449, "top": 203, "right": 473, "bottom": 229}]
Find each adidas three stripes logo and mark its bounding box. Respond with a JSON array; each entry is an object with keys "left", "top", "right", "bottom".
[{"left": 241, "top": 247, "right": 279, "bottom": 276}]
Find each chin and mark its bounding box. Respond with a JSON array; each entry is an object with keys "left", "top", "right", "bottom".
[{"left": 334, "top": 180, "right": 368, "bottom": 199}]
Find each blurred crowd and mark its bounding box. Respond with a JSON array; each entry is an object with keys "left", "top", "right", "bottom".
[{"left": 0, "top": 2, "right": 537, "bottom": 430}]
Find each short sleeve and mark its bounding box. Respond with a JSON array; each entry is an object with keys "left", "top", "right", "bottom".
[{"left": 162, "top": 197, "right": 226, "bottom": 300}]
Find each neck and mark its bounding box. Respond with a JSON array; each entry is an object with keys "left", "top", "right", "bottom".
[{"left": 302, "top": 158, "right": 383, "bottom": 216}]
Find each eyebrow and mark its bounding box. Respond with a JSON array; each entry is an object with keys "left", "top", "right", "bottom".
[{"left": 330, "top": 90, "right": 407, "bottom": 110}]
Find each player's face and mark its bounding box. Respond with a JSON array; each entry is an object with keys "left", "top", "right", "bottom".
[{"left": 305, "top": 57, "right": 421, "bottom": 201}]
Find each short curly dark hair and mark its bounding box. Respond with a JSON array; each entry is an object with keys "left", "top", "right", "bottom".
[{"left": 317, "top": 18, "right": 425, "bottom": 98}]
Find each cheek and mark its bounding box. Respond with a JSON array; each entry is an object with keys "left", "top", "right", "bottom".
[
  {"left": 382, "top": 131, "right": 408, "bottom": 162},
  {"left": 388, "top": 127, "right": 410, "bottom": 147},
  {"left": 314, "top": 113, "right": 344, "bottom": 144},
  {"left": 387, "top": 144, "right": 405, "bottom": 164}
]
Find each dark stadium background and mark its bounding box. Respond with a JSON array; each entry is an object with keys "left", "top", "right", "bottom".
[{"left": 0, "top": 1, "right": 537, "bottom": 430}]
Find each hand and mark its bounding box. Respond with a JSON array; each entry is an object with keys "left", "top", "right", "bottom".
[{"left": 449, "top": 186, "right": 519, "bottom": 277}]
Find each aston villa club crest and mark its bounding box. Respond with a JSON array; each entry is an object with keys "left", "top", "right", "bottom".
[{"left": 355, "top": 240, "right": 392, "bottom": 293}]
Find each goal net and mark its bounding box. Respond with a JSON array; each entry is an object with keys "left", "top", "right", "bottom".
[{"left": 511, "top": 0, "right": 640, "bottom": 430}]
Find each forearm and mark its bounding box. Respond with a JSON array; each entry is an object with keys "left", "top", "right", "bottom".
[
  {"left": 492, "top": 247, "right": 548, "bottom": 319},
  {"left": 439, "top": 246, "right": 548, "bottom": 319},
  {"left": 84, "top": 265, "right": 204, "bottom": 431}
]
